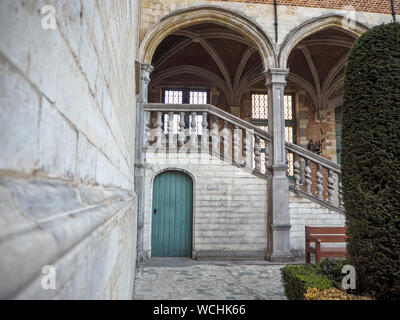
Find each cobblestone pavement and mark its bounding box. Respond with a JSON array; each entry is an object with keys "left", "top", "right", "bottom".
[{"left": 133, "top": 259, "right": 286, "bottom": 300}]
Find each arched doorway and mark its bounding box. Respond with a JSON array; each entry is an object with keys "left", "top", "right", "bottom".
[{"left": 151, "top": 170, "right": 193, "bottom": 257}]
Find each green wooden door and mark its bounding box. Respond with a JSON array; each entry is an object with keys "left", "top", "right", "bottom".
[{"left": 151, "top": 171, "right": 193, "bottom": 257}]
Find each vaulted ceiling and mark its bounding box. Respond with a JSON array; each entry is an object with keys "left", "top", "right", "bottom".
[
  {"left": 150, "top": 23, "right": 357, "bottom": 110},
  {"left": 150, "top": 23, "right": 262, "bottom": 108},
  {"left": 287, "top": 28, "right": 356, "bottom": 109}
]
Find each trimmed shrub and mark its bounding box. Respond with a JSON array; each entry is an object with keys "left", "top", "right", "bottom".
[
  {"left": 318, "top": 258, "right": 348, "bottom": 287},
  {"left": 281, "top": 265, "right": 335, "bottom": 300},
  {"left": 305, "top": 288, "right": 374, "bottom": 300},
  {"left": 342, "top": 22, "right": 400, "bottom": 299}
]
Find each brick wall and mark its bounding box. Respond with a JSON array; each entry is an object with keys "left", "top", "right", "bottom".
[
  {"left": 216, "top": 0, "right": 395, "bottom": 14},
  {"left": 0, "top": 0, "right": 140, "bottom": 299}
]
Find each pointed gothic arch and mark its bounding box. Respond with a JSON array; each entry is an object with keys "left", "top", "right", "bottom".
[
  {"left": 279, "top": 14, "right": 369, "bottom": 68},
  {"left": 138, "top": 6, "right": 277, "bottom": 70}
]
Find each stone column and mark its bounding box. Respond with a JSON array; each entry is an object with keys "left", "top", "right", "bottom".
[
  {"left": 134, "top": 62, "right": 153, "bottom": 262},
  {"left": 264, "top": 68, "right": 294, "bottom": 262}
]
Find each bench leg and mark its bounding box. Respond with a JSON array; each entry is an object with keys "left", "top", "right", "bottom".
[{"left": 315, "top": 242, "right": 321, "bottom": 263}]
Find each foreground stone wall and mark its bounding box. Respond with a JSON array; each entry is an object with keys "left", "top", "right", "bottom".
[{"left": 0, "top": 0, "right": 140, "bottom": 299}]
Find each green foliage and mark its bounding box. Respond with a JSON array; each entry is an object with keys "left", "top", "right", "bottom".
[
  {"left": 342, "top": 22, "right": 400, "bottom": 299},
  {"left": 318, "top": 258, "right": 348, "bottom": 287},
  {"left": 281, "top": 264, "right": 335, "bottom": 300}
]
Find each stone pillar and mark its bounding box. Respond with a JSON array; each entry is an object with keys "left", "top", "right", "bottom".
[
  {"left": 264, "top": 68, "right": 294, "bottom": 262},
  {"left": 135, "top": 62, "right": 153, "bottom": 262}
]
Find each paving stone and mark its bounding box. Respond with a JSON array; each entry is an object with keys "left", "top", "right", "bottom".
[{"left": 133, "top": 262, "right": 286, "bottom": 300}]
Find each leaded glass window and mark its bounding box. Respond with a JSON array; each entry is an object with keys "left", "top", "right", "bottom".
[
  {"left": 190, "top": 91, "right": 207, "bottom": 104},
  {"left": 251, "top": 93, "right": 296, "bottom": 176},
  {"left": 251, "top": 94, "right": 268, "bottom": 119},
  {"left": 162, "top": 88, "right": 208, "bottom": 135},
  {"left": 164, "top": 90, "right": 183, "bottom": 104}
]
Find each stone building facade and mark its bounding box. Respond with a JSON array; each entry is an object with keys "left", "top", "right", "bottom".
[{"left": 0, "top": 0, "right": 396, "bottom": 299}]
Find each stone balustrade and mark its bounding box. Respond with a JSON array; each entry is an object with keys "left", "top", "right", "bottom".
[
  {"left": 143, "top": 103, "right": 344, "bottom": 213},
  {"left": 287, "top": 143, "right": 344, "bottom": 213}
]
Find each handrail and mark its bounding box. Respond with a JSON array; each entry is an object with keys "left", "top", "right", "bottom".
[
  {"left": 285, "top": 141, "right": 341, "bottom": 173},
  {"left": 144, "top": 103, "right": 273, "bottom": 142},
  {"left": 145, "top": 103, "right": 340, "bottom": 171}
]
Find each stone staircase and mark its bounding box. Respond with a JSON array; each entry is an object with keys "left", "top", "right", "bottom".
[{"left": 143, "top": 103, "right": 343, "bottom": 213}]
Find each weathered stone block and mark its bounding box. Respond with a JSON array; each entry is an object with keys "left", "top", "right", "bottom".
[{"left": 0, "top": 60, "right": 39, "bottom": 172}]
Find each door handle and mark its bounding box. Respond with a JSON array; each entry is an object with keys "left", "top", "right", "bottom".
[{"left": 154, "top": 209, "right": 157, "bottom": 215}]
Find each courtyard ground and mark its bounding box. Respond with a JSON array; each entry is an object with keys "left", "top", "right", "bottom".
[{"left": 133, "top": 258, "right": 291, "bottom": 300}]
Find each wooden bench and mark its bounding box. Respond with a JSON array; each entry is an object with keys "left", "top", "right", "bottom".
[{"left": 305, "top": 226, "right": 347, "bottom": 264}]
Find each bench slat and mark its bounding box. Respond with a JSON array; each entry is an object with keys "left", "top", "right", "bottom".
[
  {"left": 309, "top": 247, "right": 346, "bottom": 254},
  {"left": 305, "top": 226, "right": 347, "bottom": 264},
  {"left": 305, "top": 226, "right": 346, "bottom": 234},
  {"left": 307, "top": 235, "right": 347, "bottom": 242}
]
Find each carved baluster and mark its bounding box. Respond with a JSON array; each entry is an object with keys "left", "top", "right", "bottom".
[
  {"left": 211, "top": 116, "right": 219, "bottom": 154},
  {"left": 245, "top": 130, "right": 253, "bottom": 171},
  {"left": 339, "top": 181, "right": 344, "bottom": 208},
  {"left": 233, "top": 125, "right": 241, "bottom": 163},
  {"left": 155, "top": 111, "right": 163, "bottom": 148},
  {"left": 293, "top": 154, "right": 301, "bottom": 190},
  {"left": 286, "top": 151, "right": 289, "bottom": 176},
  {"left": 316, "top": 164, "right": 323, "bottom": 200},
  {"left": 304, "top": 159, "right": 312, "bottom": 195},
  {"left": 190, "top": 112, "right": 197, "bottom": 149},
  {"left": 143, "top": 111, "right": 150, "bottom": 148},
  {"left": 223, "top": 121, "right": 230, "bottom": 161},
  {"left": 254, "top": 136, "right": 261, "bottom": 172},
  {"left": 178, "top": 112, "right": 185, "bottom": 148},
  {"left": 201, "top": 112, "right": 208, "bottom": 152},
  {"left": 264, "top": 141, "right": 271, "bottom": 172},
  {"left": 168, "top": 112, "right": 175, "bottom": 151},
  {"left": 327, "top": 169, "right": 335, "bottom": 204}
]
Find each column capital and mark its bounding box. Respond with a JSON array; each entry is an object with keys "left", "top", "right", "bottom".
[
  {"left": 264, "top": 68, "right": 290, "bottom": 86},
  {"left": 140, "top": 62, "right": 154, "bottom": 83}
]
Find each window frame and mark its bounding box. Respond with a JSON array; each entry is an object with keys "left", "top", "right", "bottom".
[
  {"left": 250, "top": 91, "right": 297, "bottom": 177},
  {"left": 162, "top": 87, "right": 210, "bottom": 104},
  {"left": 250, "top": 91, "right": 297, "bottom": 144},
  {"left": 161, "top": 87, "right": 211, "bottom": 135}
]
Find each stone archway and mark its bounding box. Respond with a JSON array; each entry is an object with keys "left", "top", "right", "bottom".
[
  {"left": 278, "top": 14, "right": 368, "bottom": 69},
  {"left": 138, "top": 6, "right": 277, "bottom": 70}
]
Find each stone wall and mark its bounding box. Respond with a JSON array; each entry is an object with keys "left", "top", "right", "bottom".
[
  {"left": 0, "top": 0, "right": 140, "bottom": 299},
  {"left": 289, "top": 193, "right": 345, "bottom": 257},
  {"left": 144, "top": 152, "right": 269, "bottom": 260},
  {"left": 143, "top": 151, "right": 345, "bottom": 260}
]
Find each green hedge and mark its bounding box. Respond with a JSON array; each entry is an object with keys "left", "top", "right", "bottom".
[
  {"left": 318, "top": 258, "right": 348, "bottom": 286},
  {"left": 281, "top": 264, "right": 336, "bottom": 300},
  {"left": 342, "top": 22, "right": 400, "bottom": 299}
]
